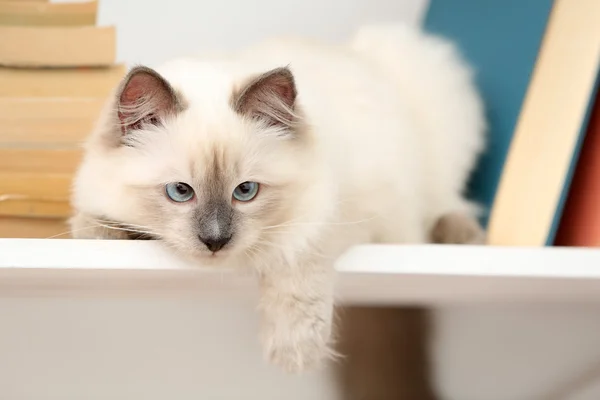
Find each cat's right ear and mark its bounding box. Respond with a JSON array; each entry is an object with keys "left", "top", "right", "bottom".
[{"left": 115, "top": 66, "right": 184, "bottom": 136}]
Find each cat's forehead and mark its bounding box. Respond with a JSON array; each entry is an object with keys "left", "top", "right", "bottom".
[
  {"left": 151, "top": 111, "right": 249, "bottom": 184},
  {"left": 163, "top": 116, "right": 285, "bottom": 189},
  {"left": 194, "top": 140, "right": 240, "bottom": 199},
  {"left": 194, "top": 138, "right": 238, "bottom": 181}
]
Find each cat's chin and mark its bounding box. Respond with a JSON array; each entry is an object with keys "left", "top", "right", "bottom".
[
  {"left": 197, "top": 247, "right": 261, "bottom": 269},
  {"left": 200, "top": 250, "right": 232, "bottom": 263},
  {"left": 156, "top": 239, "right": 236, "bottom": 267},
  {"left": 183, "top": 247, "right": 241, "bottom": 268}
]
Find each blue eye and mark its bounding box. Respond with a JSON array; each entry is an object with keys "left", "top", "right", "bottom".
[
  {"left": 165, "top": 182, "right": 195, "bottom": 202},
  {"left": 233, "top": 182, "right": 259, "bottom": 202}
]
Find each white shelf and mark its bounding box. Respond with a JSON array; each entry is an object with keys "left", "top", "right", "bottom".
[{"left": 1, "top": 239, "right": 600, "bottom": 303}]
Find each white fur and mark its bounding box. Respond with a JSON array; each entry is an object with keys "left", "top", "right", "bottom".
[{"left": 71, "top": 23, "right": 485, "bottom": 372}]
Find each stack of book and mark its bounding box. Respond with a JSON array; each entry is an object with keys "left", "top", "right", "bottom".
[
  {"left": 0, "top": 0, "right": 125, "bottom": 238},
  {"left": 425, "top": 0, "right": 600, "bottom": 247}
]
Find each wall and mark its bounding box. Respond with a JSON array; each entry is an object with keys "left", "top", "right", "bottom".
[{"left": 95, "top": 0, "right": 429, "bottom": 67}]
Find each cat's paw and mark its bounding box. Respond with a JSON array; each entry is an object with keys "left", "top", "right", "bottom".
[
  {"left": 430, "top": 211, "right": 486, "bottom": 245},
  {"left": 261, "top": 313, "right": 334, "bottom": 373}
]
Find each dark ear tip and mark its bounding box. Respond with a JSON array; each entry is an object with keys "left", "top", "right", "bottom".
[
  {"left": 270, "top": 65, "right": 297, "bottom": 100},
  {"left": 123, "top": 65, "right": 161, "bottom": 84},
  {"left": 274, "top": 66, "right": 295, "bottom": 85},
  {"left": 276, "top": 65, "right": 294, "bottom": 77},
  {"left": 127, "top": 64, "right": 154, "bottom": 74}
]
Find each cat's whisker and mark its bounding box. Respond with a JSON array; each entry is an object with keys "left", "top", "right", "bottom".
[
  {"left": 94, "top": 219, "right": 154, "bottom": 231},
  {"left": 244, "top": 244, "right": 261, "bottom": 259},
  {"left": 259, "top": 214, "right": 313, "bottom": 230},
  {"left": 261, "top": 216, "right": 377, "bottom": 231},
  {"left": 250, "top": 246, "right": 269, "bottom": 261},
  {"left": 44, "top": 224, "right": 109, "bottom": 239},
  {"left": 244, "top": 244, "right": 274, "bottom": 269},
  {"left": 95, "top": 223, "right": 161, "bottom": 240},
  {"left": 46, "top": 223, "right": 159, "bottom": 240},
  {"left": 93, "top": 220, "right": 152, "bottom": 231},
  {"left": 96, "top": 223, "right": 156, "bottom": 235}
]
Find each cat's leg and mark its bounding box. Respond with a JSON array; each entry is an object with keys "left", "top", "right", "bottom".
[
  {"left": 258, "top": 258, "right": 336, "bottom": 373},
  {"left": 68, "top": 212, "right": 129, "bottom": 240}
]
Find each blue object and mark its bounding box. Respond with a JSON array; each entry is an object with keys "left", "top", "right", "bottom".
[{"left": 423, "top": 0, "right": 555, "bottom": 227}]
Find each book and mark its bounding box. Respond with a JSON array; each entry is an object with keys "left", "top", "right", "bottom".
[
  {"left": 0, "top": 217, "right": 69, "bottom": 239},
  {"left": 0, "top": 199, "right": 71, "bottom": 219},
  {"left": 0, "top": 0, "right": 118, "bottom": 232},
  {"left": 0, "top": 64, "right": 126, "bottom": 97},
  {"left": 0, "top": 0, "right": 96, "bottom": 26},
  {"left": 0, "top": 172, "right": 71, "bottom": 201},
  {"left": 0, "top": 171, "right": 72, "bottom": 218},
  {"left": 554, "top": 88, "right": 600, "bottom": 246},
  {"left": 424, "top": 0, "right": 555, "bottom": 228},
  {"left": 485, "top": 0, "right": 600, "bottom": 246},
  {"left": 0, "top": 98, "right": 105, "bottom": 145},
  {"left": 0, "top": 149, "right": 80, "bottom": 217},
  {"left": 0, "top": 148, "right": 82, "bottom": 174},
  {"left": 0, "top": 25, "right": 115, "bottom": 67}
]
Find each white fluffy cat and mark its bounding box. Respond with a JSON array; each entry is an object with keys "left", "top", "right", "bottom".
[{"left": 70, "top": 23, "right": 485, "bottom": 373}]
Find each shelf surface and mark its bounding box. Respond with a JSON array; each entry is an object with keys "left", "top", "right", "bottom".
[{"left": 1, "top": 239, "right": 600, "bottom": 303}]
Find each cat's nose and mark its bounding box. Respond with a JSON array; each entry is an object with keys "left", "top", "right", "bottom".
[{"left": 198, "top": 235, "right": 231, "bottom": 252}]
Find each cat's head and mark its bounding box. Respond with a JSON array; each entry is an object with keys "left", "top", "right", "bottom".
[{"left": 72, "top": 61, "right": 333, "bottom": 265}]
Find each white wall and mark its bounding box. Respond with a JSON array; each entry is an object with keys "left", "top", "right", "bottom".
[{"left": 96, "top": 0, "right": 430, "bottom": 67}]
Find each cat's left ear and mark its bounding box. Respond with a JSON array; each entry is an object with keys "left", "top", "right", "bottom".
[
  {"left": 232, "top": 67, "right": 298, "bottom": 130},
  {"left": 116, "top": 65, "right": 184, "bottom": 135}
]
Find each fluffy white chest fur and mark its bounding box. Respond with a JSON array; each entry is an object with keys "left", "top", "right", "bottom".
[{"left": 70, "top": 24, "right": 485, "bottom": 372}]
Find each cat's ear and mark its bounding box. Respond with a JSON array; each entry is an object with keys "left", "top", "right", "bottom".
[
  {"left": 116, "top": 66, "right": 183, "bottom": 134},
  {"left": 232, "top": 67, "right": 298, "bottom": 129}
]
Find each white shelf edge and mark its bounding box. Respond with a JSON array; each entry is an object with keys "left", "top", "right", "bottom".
[{"left": 1, "top": 238, "right": 600, "bottom": 304}]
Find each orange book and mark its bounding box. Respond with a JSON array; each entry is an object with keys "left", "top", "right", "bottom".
[
  {"left": 555, "top": 87, "right": 600, "bottom": 246},
  {"left": 0, "top": 25, "right": 116, "bottom": 67}
]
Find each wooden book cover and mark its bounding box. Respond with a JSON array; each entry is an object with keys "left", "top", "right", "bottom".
[
  {"left": 486, "top": 0, "right": 600, "bottom": 246},
  {"left": 0, "top": 148, "right": 80, "bottom": 218},
  {"left": 0, "top": 217, "right": 69, "bottom": 239},
  {"left": 0, "top": 172, "right": 70, "bottom": 201},
  {"left": 0, "top": 98, "right": 105, "bottom": 145},
  {"left": 0, "top": 64, "right": 126, "bottom": 97},
  {"left": 0, "top": 1, "right": 96, "bottom": 26},
  {"left": 0, "top": 25, "right": 115, "bottom": 67},
  {"left": 554, "top": 88, "right": 600, "bottom": 246},
  {"left": 0, "top": 148, "right": 82, "bottom": 174},
  {"left": 0, "top": 200, "right": 71, "bottom": 219}
]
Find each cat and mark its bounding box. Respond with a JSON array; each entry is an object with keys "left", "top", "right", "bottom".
[{"left": 69, "top": 23, "right": 486, "bottom": 374}]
